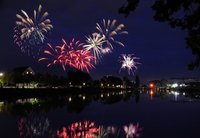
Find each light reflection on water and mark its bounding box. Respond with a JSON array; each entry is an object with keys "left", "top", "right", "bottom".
[
  {"left": 56, "top": 121, "right": 142, "bottom": 138},
  {"left": 0, "top": 90, "right": 200, "bottom": 138}
]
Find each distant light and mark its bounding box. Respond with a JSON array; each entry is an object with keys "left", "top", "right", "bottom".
[
  {"left": 83, "top": 96, "right": 86, "bottom": 100},
  {"left": 0, "top": 101, "right": 4, "bottom": 112},
  {"left": 107, "top": 93, "right": 110, "bottom": 97},
  {"left": 0, "top": 73, "right": 3, "bottom": 77},
  {"left": 68, "top": 97, "right": 72, "bottom": 102},
  {"left": 172, "top": 83, "right": 178, "bottom": 88},
  {"left": 183, "top": 92, "right": 185, "bottom": 96},
  {"left": 149, "top": 83, "right": 154, "bottom": 88},
  {"left": 26, "top": 71, "right": 29, "bottom": 74},
  {"left": 83, "top": 82, "right": 86, "bottom": 86},
  {"left": 101, "top": 94, "right": 104, "bottom": 98},
  {"left": 180, "top": 84, "right": 186, "bottom": 87}
]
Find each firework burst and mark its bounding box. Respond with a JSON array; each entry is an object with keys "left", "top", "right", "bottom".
[
  {"left": 119, "top": 54, "right": 140, "bottom": 75},
  {"left": 15, "top": 4, "right": 53, "bottom": 44},
  {"left": 14, "top": 4, "right": 53, "bottom": 56},
  {"left": 39, "top": 39, "right": 95, "bottom": 72},
  {"left": 84, "top": 33, "right": 105, "bottom": 64},
  {"left": 96, "top": 19, "right": 128, "bottom": 49}
]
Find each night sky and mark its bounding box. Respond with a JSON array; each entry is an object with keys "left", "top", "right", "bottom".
[{"left": 0, "top": 0, "right": 199, "bottom": 82}]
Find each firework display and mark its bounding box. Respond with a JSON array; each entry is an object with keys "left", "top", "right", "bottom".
[
  {"left": 39, "top": 39, "right": 95, "bottom": 72},
  {"left": 119, "top": 54, "right": 140, "bottom": 75},
  {"left": 14, "top": 4, "right": 53, "bottom": 56},
  {"left": 83, "top": 19, "right": 129, "bottom": 65},
  {"left": 13, "top": 3, "right": 140, "bottom": 75}
]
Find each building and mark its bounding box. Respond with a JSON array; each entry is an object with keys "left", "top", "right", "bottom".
[
  {"left": 12, "top": 66, "right": 35, "bottom": 76},
  {"left": 5, "top": 66, "right": 36, "bottom": 88}
]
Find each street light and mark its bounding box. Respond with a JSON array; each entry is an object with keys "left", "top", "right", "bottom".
[{"left": 0, "top": 73, "right": 4, "bottom": 87}]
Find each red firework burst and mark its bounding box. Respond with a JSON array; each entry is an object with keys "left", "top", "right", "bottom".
[{"left": 39, "top": 38, "right": 95, "bottom": 72}]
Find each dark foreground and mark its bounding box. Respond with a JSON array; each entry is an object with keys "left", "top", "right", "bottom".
[{"left": 0, "top": 89, "right": 200, "bottom": 138}]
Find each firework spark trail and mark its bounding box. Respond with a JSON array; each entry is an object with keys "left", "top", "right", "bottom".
[
  {"left": 38, "top": 43, "right": 66, "bottom": 70},
  {"left": 119, "top": 54, "right": 140, "bottom": 75},
  {"left": 96, "top": 19, "right": 128, "bottom": 49},
  {"left": 39, "top": 38, "right": 95, "bottom": 72}
]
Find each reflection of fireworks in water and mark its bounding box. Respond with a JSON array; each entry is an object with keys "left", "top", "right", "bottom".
[
  {"left": 98, "top": 126, "right": 120, "bottom": 138},
  {"left": 119, "top": 54, "right": 140, "bottom": 75},
  {"left": 124, "top": 123, "right": 142, "bottom": 138},
  {"left": 84, "top": 33, "right": 105, "bottom": 64},
  {"left": 57, "top": 120, "right": 99, "bottom": 138},
  {"left": 39, "top": 38, "right": 95, "bottom": 72},
  {"left": 14, "top": 4, "right": 53, "bottom": 56},
  {"left": 56, "top": 121, "right": 142, "bottom": 138},
  {"left": 96, "top": 19, "right": 128, "bottom": 49},
  {"left": 18, "top": 113, "right": 50, "bottom": 138}
]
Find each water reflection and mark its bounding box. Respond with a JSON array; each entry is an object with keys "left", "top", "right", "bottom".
[
  {"left": 0, "top": 90, "right": 200, "bottom": 115},
  {"left": 148, "top": 89, "right": 155, "bottom": 100},
  {"left": 146, "top": 89, "right": 200, "bottom": 103},
  {"left": 56, "top": 121, "right": 142, "bottom": 138},
  {"left": 124, "top": 123, "right": 142, "bottom": 138},
  {"left": 18, "top": 113, "right": 52, "bottom": 138},
  {"left": 0, "top": 90, "right": 200, "bottom": 137},
  {"left": 57, "top": 121, "right": 98, "bottom": 138},
  {"left": 0, "top": 91, "right": 135, "bottom": 115},
  {"left": 171, "top": 91, "right": 180, "bottom": 101}
]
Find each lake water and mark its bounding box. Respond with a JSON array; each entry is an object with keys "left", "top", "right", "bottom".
[{"left": 0, "top": 89, "right": 200, "bottom": 138}]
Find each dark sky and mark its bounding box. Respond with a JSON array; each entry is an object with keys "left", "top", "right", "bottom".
[{"left": 0, "top": 0, "right": 199, "bottom": 82}]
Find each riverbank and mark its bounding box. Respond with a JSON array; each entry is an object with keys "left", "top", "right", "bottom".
[{"left": 0, "top": 87, "right": 136, "bottom": 100}]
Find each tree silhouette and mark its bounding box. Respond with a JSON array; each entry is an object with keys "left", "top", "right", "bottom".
[
  {"left": 119, "top": 0, "right": 200, "bottom": 69},
  {"left": 67, "top": 70, "right": 92, "bottom": 86},
  {"left": 100, "top": 76, "right": 123, "bottom": 87},
  {"left": 0, "top": 0, "right": 5, "bottom": 10},
  {"left": 135, "top": 75, "right": 140, "bottom": 88},
  {"left": 119, "top": 0, "right": 139, "bottom": 17}
]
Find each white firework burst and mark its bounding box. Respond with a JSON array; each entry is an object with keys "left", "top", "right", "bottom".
[
  {"left": 84, "top": 33, "right": 106, "bottom": 64},
  {"left": 119, "top": 54, "right": 140, "bottom": 75}
]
